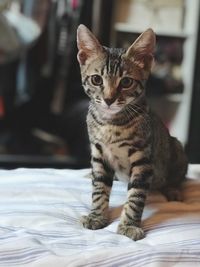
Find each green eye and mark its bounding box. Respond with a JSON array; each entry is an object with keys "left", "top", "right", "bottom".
[
  {"left": 120, "top": 77, "right": 134, "bottom": 88},
  {"left": 91, "top": 75, "right": 103, "bottom": 86}
]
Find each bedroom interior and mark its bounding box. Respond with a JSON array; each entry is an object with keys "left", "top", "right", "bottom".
[{"left": 0, "top": 0, "right": 199, "bottom": 266}]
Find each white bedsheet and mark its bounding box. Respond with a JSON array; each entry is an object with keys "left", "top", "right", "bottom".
[{"left": 0, "top": 166, "right": 199, "bottom": 267}]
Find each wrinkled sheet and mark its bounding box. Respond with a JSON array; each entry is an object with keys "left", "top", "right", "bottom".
[{"left": 0, "top": 166, "right": 199, "bottom": 267}]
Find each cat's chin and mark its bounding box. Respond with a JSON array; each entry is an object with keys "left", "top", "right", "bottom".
[
  {"left": 101, "top": 112, "right": 117, "bottom": 120},
  {"left": 96, "top": 106, "right": 121, "bottom": 119}
]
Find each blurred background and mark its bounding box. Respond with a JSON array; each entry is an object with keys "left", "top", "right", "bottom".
[{"left": 0, "top": 0, "right": 199, "bottom": 169}]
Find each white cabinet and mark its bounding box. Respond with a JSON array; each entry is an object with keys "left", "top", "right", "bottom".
[{"left": 111, "top": 0, "right": 200, "bottom": 145}]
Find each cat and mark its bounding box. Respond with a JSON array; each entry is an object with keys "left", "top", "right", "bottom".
[{"left": 76, "top": 24, "right": 188, "bottom": 241}]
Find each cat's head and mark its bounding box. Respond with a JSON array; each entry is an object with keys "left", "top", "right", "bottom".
[{"left": 77, "top": 24, "right": 156, "bottom": 118}]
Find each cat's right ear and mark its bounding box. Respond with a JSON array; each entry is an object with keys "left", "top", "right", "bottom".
[
  {"left": 77, "top": 24, "right": 103, "bottom": 65},
  {"left": 125, "top": 28, "right": 156, "bottom": 71}
]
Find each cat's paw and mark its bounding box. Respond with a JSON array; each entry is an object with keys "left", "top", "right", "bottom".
[
  {"left": 81, "top": 213, "right": 108, "bottom": 230},
  {"left": 117, "top": 224, "right": 145, "bottom": 241}
]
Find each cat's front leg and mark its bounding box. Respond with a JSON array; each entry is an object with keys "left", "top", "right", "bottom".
[
  {"left": 81, "top": 143, "right": 113, "bottom": 230},
  {"left": 117, "top": 155, "right": 153, "bottom": 240}
]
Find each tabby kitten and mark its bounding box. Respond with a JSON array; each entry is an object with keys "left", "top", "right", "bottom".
[{"left": 77, "top": 24, "right": 188, "bottom": 241}]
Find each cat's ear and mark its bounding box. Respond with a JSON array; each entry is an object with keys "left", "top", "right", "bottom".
[
  {"left": 125, "top": 28, "right": 156, "bottom": 69},
  {"left": 77, "top": 24, "right": 103, "bottom": 65}
]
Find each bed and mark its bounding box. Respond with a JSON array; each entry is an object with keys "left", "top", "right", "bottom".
[{"left": 0, "top": 165, "right": 199, "bottom": 267}]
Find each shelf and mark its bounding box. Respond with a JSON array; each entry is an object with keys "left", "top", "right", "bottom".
[
  {"left": 165, "top": 93, "right": 183, "bottom": 102},
  {"left": 147, "top": 93, "right": 183, "bottom": 102},
  {"left": 115, "top": 23, "right": 188, "bottom": 39}
]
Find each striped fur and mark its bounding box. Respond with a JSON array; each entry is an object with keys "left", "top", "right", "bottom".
[{"left": 77, "top": 25, "right": 188, "bottom": 240}]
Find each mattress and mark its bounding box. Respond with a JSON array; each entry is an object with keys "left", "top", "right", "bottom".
[{"left": 0, "top": 165, "right": 199, "bottom": 267}]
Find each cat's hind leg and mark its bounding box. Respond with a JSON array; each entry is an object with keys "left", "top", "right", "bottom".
[{"left": 161, "top": 186, "right": 183, "bottom": 201}]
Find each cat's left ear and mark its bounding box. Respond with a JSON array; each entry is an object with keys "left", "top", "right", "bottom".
[
  {"left": 77, "top": 24, "right": 104, "bottom": 65},
  {"left": 125, "top": 28, "right": 156, "bottom": 70}
]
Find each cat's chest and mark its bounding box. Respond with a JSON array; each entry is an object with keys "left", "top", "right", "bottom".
[
  {"left": 93, "top": 123, "right": 132, "bottom": 144},
  {"left": 90, "top": 122, "right": 134, "bottom": 182},
  {"left": 102, "top": 142, "right": 130, "bottom": 182}
]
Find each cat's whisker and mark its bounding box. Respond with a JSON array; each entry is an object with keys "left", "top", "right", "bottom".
[
  {"left": 128, "top": 103, "right": 151, "bottom": 133},
  {"left": 126, "top": 106, "right": 145, "bottom": 134},
  {"left": 127, "top": 105, "right": 150, "bottom": 135},
  {"left": 124, "top": 108, "right": 133, "bottom": 123}
]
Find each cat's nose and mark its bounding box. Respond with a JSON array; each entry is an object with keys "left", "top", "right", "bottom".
[{"left": 104, "top": 98, "right": 115, "bottom": 106}]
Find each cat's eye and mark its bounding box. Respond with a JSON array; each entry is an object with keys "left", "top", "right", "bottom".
[
  {"left": 120, "top": 77, "right": 134, "bottom": 88},
  {"left": 91, "top": 75, "right": 103, "bottom": 86}
]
